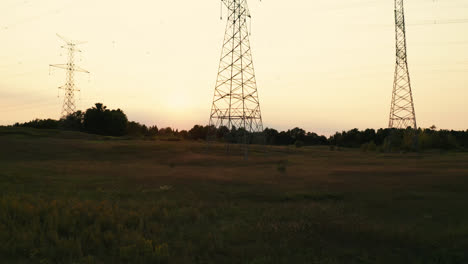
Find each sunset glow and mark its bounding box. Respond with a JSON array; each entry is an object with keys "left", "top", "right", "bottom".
[{"left": 1, "top": 0, "right": 467, "bottom": 134}]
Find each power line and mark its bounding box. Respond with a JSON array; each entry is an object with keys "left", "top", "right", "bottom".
[{"left": 409, "top": 18, "right": 468, "bottom": 26}]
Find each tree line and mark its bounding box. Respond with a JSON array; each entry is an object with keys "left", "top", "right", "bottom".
[
  {"left": 13, "top": 103, "right": 156, "bottom": 137},
  {"left": 10, "top": 103, "right": 468, "bottom": 151},
  {"left": 330, "top": 127, "right": 468, "bottom": 152}
]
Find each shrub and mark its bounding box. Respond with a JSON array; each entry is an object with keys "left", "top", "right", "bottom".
[
  {"left": 60, "top": 111, "right": 84, "bottom": 131},
  {"left": 361, "top": 141, "right": 377, "bottom": 152},
  {"left": 14, "top": 119, "right": 60, "bottom": 129},
  {"left": 84, "top": 103, "right": 128, "bottom": 136},
  {"left": 295, "top": 140, "right": 304, "bottom": 148},
  {"left": 277, "top": 160, "right": 288, "bottom": 173}
]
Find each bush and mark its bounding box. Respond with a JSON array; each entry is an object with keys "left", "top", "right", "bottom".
[
  {"left": 277, "top": 160, "right": 288, "bottom": 173},
  {"left": 14, "top": 119, "right": 60, "bottom": 129},
  {"left": 361, "top": 141, "right": 377, "bottom": 152},
  {"left": 61, "top": 111, "right": 84, "bottom": 131},
  {"left": 295, "top": 140, "right": 304, "bottom": 148},
  {"left": 83, "top": 103, "right": 128, "bottom": 136}
]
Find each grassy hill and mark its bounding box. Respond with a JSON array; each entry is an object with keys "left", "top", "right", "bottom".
[{"left": 1, "top": 127, "right": 468, "bottom": 263}]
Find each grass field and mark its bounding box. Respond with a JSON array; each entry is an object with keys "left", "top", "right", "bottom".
[{"left": 1, "top": 127, "right": 468, "bottom": 263}]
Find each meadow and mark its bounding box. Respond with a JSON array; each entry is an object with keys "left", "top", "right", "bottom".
[{"left": 1, "top": 127, "right": 468, "bottom": 263}]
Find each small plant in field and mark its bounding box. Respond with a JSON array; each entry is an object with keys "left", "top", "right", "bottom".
[
  {"left": 361, "top": 141, "right": 377, "bottom": 152},
  {"left": 249, "top": 256, "right": 273, "bottom": 264},
  {"left": 277, "top": 160, "right": 288, "bottom": 173},
  {"left": 367, "top": 141, "right": 377, "bottom": 151},
  {"left": 160, "top": 185, "right": 173, "bottom": 191},
  {"left": 360, "top": 143, "right": 368, "bottom": 152}
]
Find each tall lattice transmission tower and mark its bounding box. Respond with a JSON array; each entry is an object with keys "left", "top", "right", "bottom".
[
  {"left": 389, "top": 0, "right": 417, "bottom": 129},
  {"left": 209, "top": 0, "right": 263, "bottom": 133},
  {"left": 50, "top": 34, "right": 89, "bottom": 117}
]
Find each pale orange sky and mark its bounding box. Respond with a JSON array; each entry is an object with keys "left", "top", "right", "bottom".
[{"left": 1, "top": 0, "right": 467, "bottom": 135}]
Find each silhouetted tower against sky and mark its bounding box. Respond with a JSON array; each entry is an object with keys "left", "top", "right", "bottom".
[
  {"left": 50, "top": 34, "right": 89, "bottom": 117},
  {"left": 209, "top": 0, "right": 263, "bottom": 133},
  {"left": 389, "top": 0, "right": 417, "bottom": 129}
]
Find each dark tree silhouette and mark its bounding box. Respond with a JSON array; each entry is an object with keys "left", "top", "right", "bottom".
[
  {"left": 83, "top": 103, "right": 128, "bottom": 136},
  {"left": 10, "top": 104, "right": 468, "bottom": 151},
  {"left": 61, "top": 111, "right": 84, "bottom": 131}
]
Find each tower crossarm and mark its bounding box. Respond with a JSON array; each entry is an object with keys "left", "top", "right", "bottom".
[
  {"left": 56, "top": 33, "right": 87, "bottom": 46},
  {"left": 73, "top": 66, "right": 89, "bottom": 73},
  {"left": 49, "top": 64, "right": 89, "bottom": 73},
  {"left": 50, "top": 64, "right": 71, "bottom": 70},
  {"left": 222, "top": 0, "right": 251, "bottom": 19}
]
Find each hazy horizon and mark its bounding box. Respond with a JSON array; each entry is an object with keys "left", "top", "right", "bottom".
[{"left": 1, "top": 0, "right": 468, "bottom": 136}]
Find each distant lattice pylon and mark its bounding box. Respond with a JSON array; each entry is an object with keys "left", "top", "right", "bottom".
[
  {"left": 209, "top": 0, "right": 263, "bottom": 133},
  {"left": 389, "top": 0, "right": 417, "bottom": 129},
  {"left": 50, "top": 34, "right": 89, "bottom": 117}
]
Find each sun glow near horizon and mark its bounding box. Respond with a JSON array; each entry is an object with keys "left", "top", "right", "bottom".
[{"left": 1, "top": 0, "right": 468, "bottom": 134}]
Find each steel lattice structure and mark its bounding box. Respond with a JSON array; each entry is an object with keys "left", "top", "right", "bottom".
[
  {"left": 209, "top": 0, "right": 263, "bottom": 133},
  {"left": 389, "top": 0, "right": 417, "bottom": 129},
  {"left": 50, "top": 34, "right": 89, "bottom": 117}
]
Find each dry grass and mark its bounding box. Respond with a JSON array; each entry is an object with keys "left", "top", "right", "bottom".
[{"left": 1, "top": 127, "right": 468, "bottom": 263}]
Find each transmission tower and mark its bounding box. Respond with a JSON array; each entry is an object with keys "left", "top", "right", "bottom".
[
  {"left": 209, "top": 0, "right": 263, "bottom": 133},
  {"left": 389, "top": 0, "right": 417, "bottom": 129},
  {"left": 50, "top": 34, "right": 89, "bottom": 117}
]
